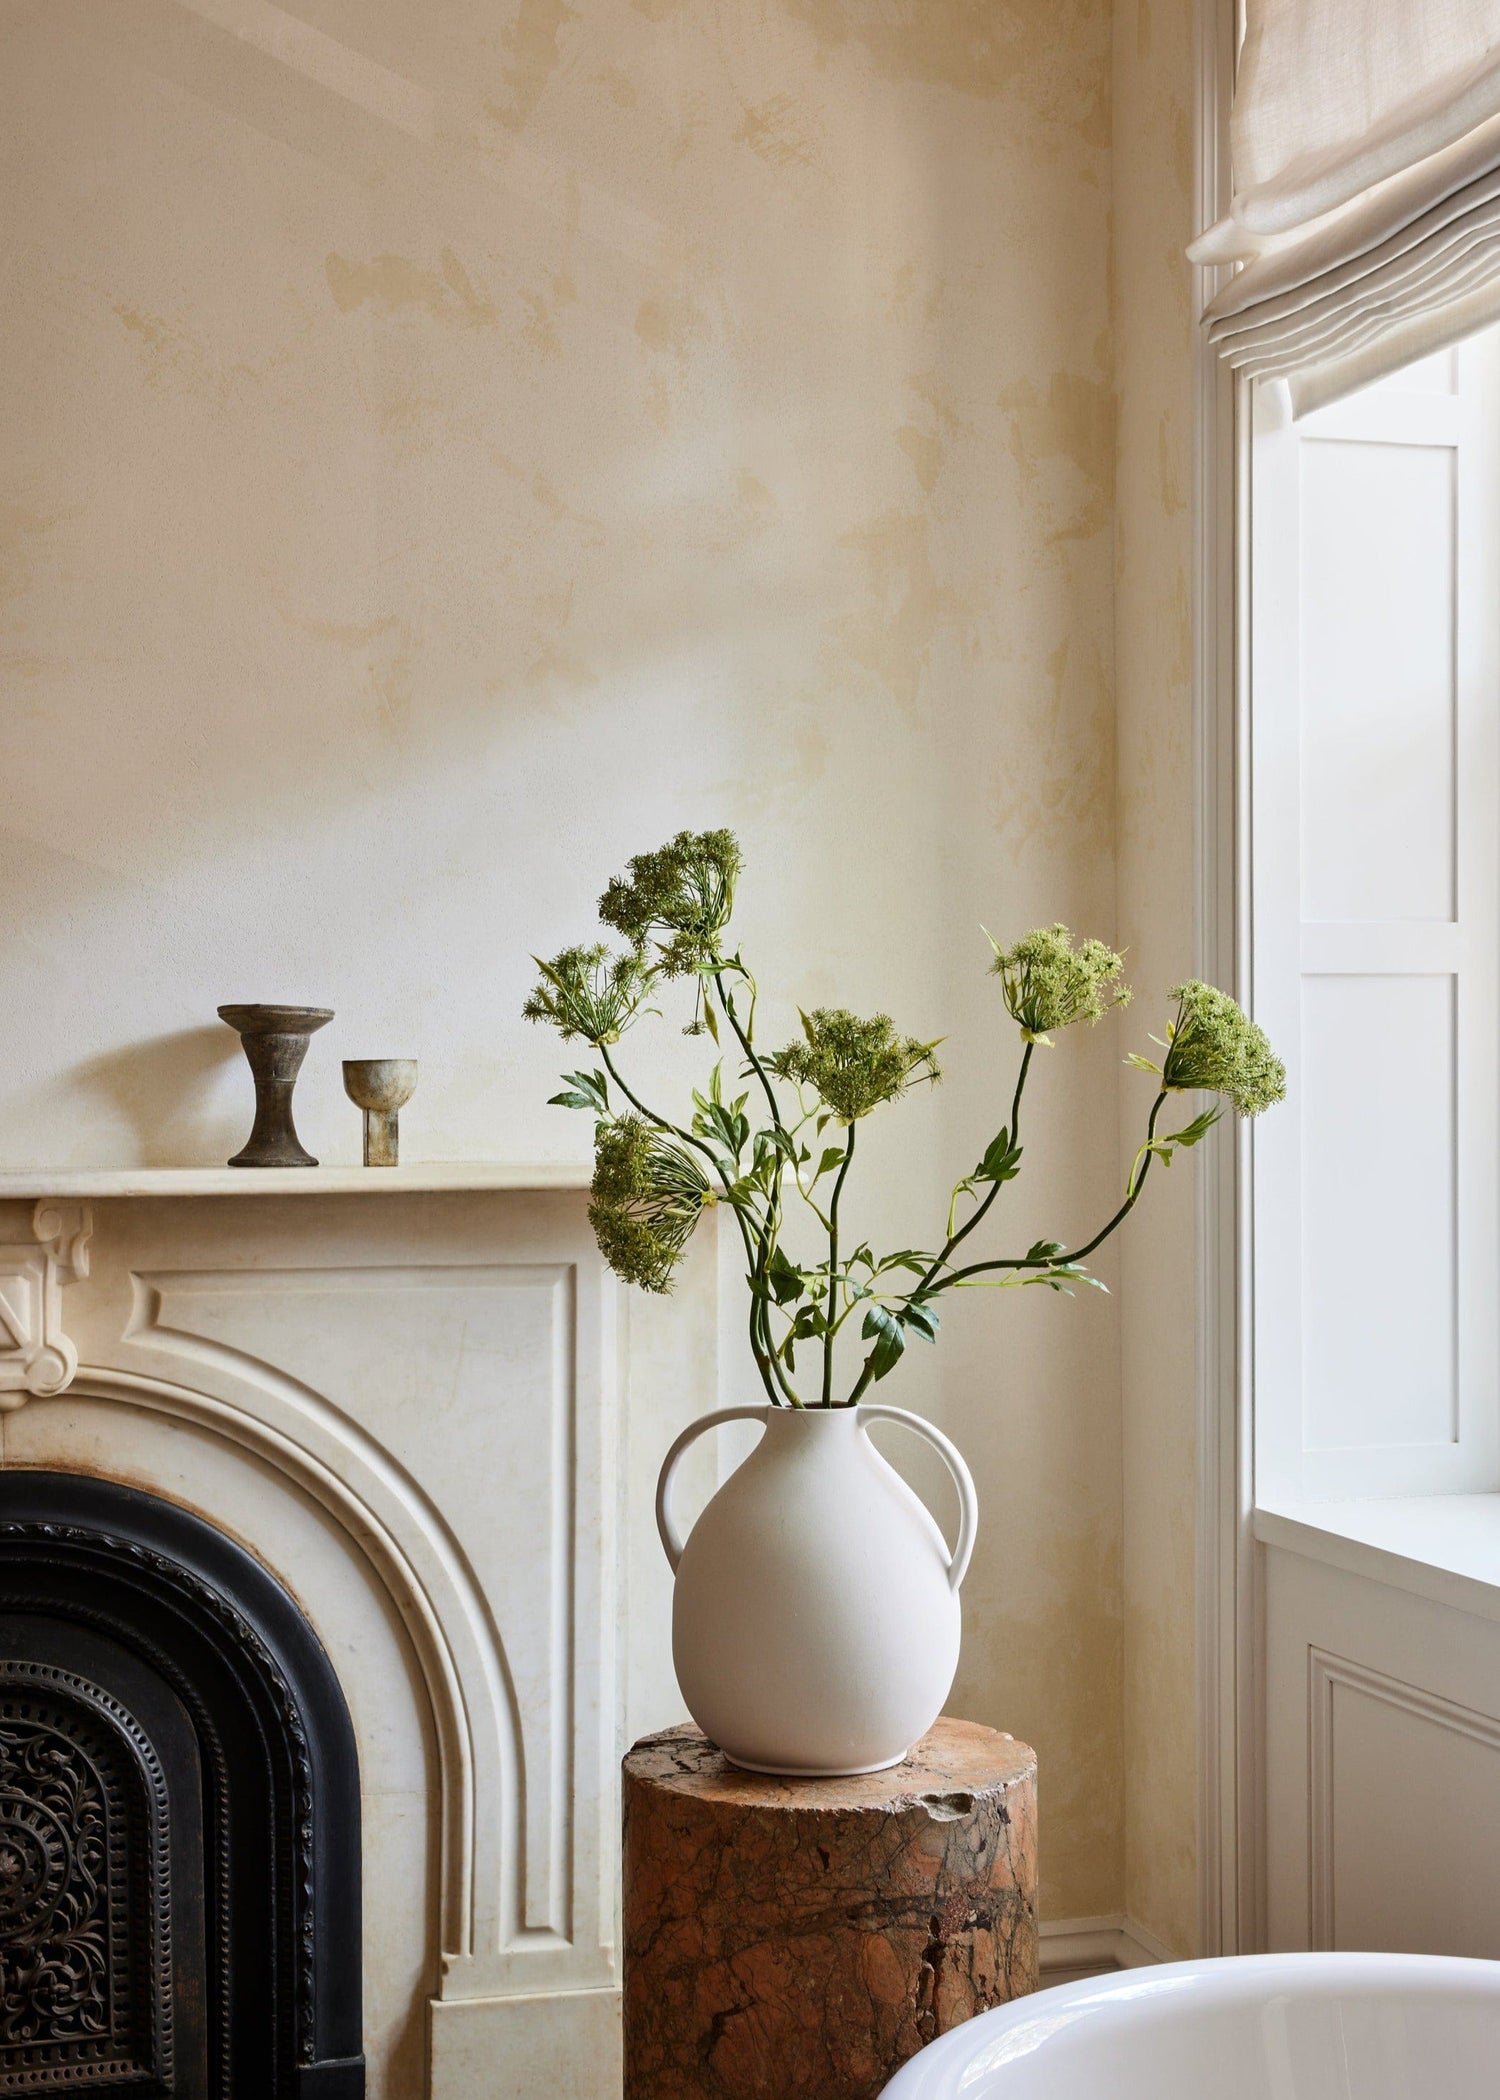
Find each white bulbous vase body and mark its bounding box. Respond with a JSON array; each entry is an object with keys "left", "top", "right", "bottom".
[{"left": 657, "top": 1404, "right": 977, "bottom": 1777}]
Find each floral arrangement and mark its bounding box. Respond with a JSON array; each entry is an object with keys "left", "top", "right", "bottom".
[{"left": 526, "top": 830, "right": 1285, "bottom": 1408}]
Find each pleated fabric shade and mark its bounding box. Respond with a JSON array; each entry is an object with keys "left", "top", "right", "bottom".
[{"left": 1193, "top": 2, "right": 1500, "bottom": 415}]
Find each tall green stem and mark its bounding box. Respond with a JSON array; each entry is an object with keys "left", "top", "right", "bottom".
[
  {"left": 599, "top": 1044, "right": 718, "bottom": 1173},
  {"left": 843, "top": 1042, "right": 1033, "bottom": 1404},
  {"left": 714, "top": 969, "right": 785, "bottom": 1133},
  {"left": 914, "top": 1041, "right": 1034, "bottom": 1297},
  {"left": 755, "top": 1185, "right": 804, "bottom": 1407},
  {"left": 940, "top": 1091, "right": 1170, "bottom": 1288},
  {"left": 841, "top": 1086, "right": 1173, "bottom": 1402},
  {"left": 821, "top": 1123, "right": 856, "bottom": 1407},
  {"left": 845, "top": 1353, "right": 879, "bottom": 1408},
  {"left": 707, "top": 969, "right": 807, "bottom": 1405}
]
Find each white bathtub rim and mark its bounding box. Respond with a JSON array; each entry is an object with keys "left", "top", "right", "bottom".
[{"left": 880, "top": 1951, "right": 1500, "bottom": 2097}]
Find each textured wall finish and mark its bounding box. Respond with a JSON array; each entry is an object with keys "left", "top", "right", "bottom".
[{"left": 1, "top": 0, "right": 1130, "bottom": 1943}]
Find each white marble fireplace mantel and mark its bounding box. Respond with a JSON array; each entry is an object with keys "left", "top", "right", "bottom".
[
  {"left": 0, "top": 1160, "right": 592, "bottom": 1198},
  {"left": 0, "top": 1165, "right": 709, "bottom": 2098}
]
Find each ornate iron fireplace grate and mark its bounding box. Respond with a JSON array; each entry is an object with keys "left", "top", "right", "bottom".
[{"left": 0, "top": 1473, "right": 365, "bottom": 2098}]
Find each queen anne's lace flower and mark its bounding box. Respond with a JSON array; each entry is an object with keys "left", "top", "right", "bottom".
[
  {"left": 588, "top": 1116, "right": 713, "bottom": 1292},
  {"left": 598, "top": 829, "right": 742, "bottom": 977},
  {"left": 522, "top": 944, "right": 655, "bottom": 1046},
  {"left": 990, "top": 925, "right": 1130, "bottom": 1042},
  {"left": 1161, "top": 980, "right": 1286, "bottom": 1117},
  {"left": 767, "top": 1009, "right": 940, "bottom": 1123}
]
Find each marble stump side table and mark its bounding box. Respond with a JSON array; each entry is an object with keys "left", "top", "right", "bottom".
[{"left": 622, "top": 1720, "right": 1038, "bottom": 2100}]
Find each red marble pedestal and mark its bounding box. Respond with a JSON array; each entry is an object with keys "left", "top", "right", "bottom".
[{"left": 622, "top": 1719, "right": 1038, "bottom": 2100}]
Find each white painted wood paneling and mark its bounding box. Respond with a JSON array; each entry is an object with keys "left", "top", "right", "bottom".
[
  {"left": 1264, "top": 1540, "right": 1500, "bottom": 1956},
  {"left": 1299, "top": 438, "right": 1455, "bottom": 924},
  {"left": 1299, "top": 974, "right": 1456, "bottom": 1452},
  {"left": 1251, "top": 330, "right": 1500, "bottom": 1501}
]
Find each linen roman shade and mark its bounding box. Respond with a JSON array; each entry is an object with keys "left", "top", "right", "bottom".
[{"left": 1193, "top": 2, "right": 1500, "bottom": 414}]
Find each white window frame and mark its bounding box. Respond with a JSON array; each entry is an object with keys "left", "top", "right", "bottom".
[{"left": 1196, "top": 0, "right": 1500, "bottom": 1963}]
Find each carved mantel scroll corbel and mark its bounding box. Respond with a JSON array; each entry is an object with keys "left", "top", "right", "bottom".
[{"left": 0, "top": 1201, "right": 93, "bottom": 1405}]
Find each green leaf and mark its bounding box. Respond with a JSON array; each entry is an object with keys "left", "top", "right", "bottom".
[
  {"left": 698, "top": 1100, "right": 750, "bottom": 1160},
  {"left": 810, "top": 1146, "right": 846, "bottom": 1183},
  {"left": 979, "top": 1126, "right": 1009, "bottom": 1173},
  {"left": 1025, "top": 1239, "right": 1064, "bottom": 1263},
  {"left": 975, "top": 1128, "right": 1023, "bottom": 1184},
  {"left": 1163, "top": 1106, "right": 1223, "bottom": 1150},
  {"left": 878, "top": 1250, "right": 932, "bottom": 1277},
  {"left": 767, "top": 1246, "right": 805, "bottom": 1305},
  {"left": 1030, "top": 1262, "right": 1109, "bottom": 1296},
  {"left": 550, "top": 1068, "right": 610, "bottom": 1113},
  {"left": 900, "top": 1298, "right": 941, "bottom": 1343},
  {"left": 1125, "top": 1052, "right": 1163, "bottom": 1076},
  {"left": 861, "top": 1303, "right": 906, "bottom": 1381}
]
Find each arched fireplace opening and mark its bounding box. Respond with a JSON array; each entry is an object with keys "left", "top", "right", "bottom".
[{"left": 0, "top": 1471, "right": 365, "bottom": 2097}]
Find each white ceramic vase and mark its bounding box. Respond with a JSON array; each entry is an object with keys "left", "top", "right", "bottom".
[{"left": 655, "top": 1402, "right": 978, "bottom": 1777}]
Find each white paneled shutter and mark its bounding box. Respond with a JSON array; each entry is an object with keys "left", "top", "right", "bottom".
[
  {"left": 1250, "top": 334, "right": 1500, "bottom": 1500},
  {"left": 1196, "top": 4, "right": 1500, "bottom": 414}
]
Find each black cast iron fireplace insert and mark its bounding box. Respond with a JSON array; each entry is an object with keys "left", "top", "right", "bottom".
[{"left": 0, "top": 1472, "right": 365, "bottom": 2098}]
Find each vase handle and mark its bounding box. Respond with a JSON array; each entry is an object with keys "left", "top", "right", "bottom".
[
  {"left": 859, "top": 1404, "right": 978, "bottom": 1594},
  {"left": 655, "top": 1406, "right": 769, "bottom": 1574}
]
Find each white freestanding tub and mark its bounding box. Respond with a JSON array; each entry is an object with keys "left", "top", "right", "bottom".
[{"left": 879, "top": 1953, "right": 1500, "bottom": 2099}]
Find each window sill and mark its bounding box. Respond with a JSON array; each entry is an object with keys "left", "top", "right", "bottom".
[{"left": 1254, "top": 1495, "right": 1500, "bottom": 1625}]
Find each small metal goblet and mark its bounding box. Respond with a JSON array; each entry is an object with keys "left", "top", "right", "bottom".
[{"left": 342, "top": 1059, "right": 418, "bottom": 1167}]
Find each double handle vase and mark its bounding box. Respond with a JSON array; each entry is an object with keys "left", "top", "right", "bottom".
[{"left": 656, "top": 1402, "right": 978, "bottom": 1777}]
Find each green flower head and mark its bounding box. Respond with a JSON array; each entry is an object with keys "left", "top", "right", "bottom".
[
  {"left": 1160, "top": 981, "right": 1286, "bottom": 1117},
  {"left": 523, "top": 944, "right": 655, "bottom": 1046},
  {"left": 990, "top": 924, "right": 1130, "bottom": 1043},
  {"left": 766, "top": 1008, "right": 941, "bottom": 1123},
  {"left": 588, "top": 1116, "right": 713, "bottom": 1293},
  {"left": 598, "top": 829, "right": 743, "bottom": 977}
]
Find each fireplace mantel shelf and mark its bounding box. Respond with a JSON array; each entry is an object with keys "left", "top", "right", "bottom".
[{"left": 0, "top": 1161, "right": 592, "bottom": 1199}]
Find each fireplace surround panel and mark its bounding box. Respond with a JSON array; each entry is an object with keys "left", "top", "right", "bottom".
[{"left": 0, "top": 1181, "right": 707, "bottom": 2100}]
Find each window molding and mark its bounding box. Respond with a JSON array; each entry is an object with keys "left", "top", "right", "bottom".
[{"left": 1193, "top": 0, "right": 1258, "bottom": 1960}]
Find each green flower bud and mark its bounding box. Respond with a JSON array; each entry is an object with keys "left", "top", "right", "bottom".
[
  {"left": 989, "top": 924, "right": 1131, "bottom": 1043},
  {"left": 523, "top": 944, "right": 655, "bottom": 1046},
  {"left": 1160, "top": 980, "right": 1285, "bottom": 1117},
  {"left": 598, "top": 829, "right": 743, "bottom": 978},
  {"left": 767, "top": 1008, "right": 941, "bottom": 1123},
  {"left": 588, "top": 1116, "right": 713, "bottom": 1293}
]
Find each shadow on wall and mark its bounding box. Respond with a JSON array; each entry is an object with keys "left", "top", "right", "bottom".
[{"left": 71, "top": 1027, "right": 243, "bottom": 1167}]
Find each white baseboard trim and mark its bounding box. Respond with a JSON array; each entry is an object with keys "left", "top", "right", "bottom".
[{"left": 1039, "top": 1915, "right": 1176, "bottom": 1984}]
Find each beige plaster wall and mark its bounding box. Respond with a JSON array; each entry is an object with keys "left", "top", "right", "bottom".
[
  {"left": 1112, "top": 0, "right": 1202, "bottom": 1957},
  {"left": 0, "top": 0, "right": 1168, "bottom": 1934}
]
